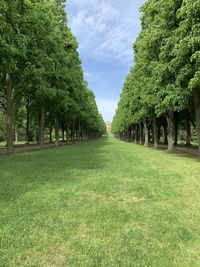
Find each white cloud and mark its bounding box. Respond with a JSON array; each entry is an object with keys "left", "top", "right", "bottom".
[
  {"left": 66, "top": 0, "right": 145, "bottom": 121},
  {"left": 84, "top": 71, "right": 100, "bottom": 83},
  {"left": 67, "top": 0, "right": 143, "bottom": 64}
]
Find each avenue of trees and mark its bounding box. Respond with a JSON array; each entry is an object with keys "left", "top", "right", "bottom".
[
  {"left": 0, "top": 0, "right": 106, "bottom": 154},
  {"left": 112, "top": 0, "right": 200, "bottom": 152}
]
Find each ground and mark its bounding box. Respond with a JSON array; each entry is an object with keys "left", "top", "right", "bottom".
[{"left": 0, "top": 135, "right": 200, "bottom": 266}]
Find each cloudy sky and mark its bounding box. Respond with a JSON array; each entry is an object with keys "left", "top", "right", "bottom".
[{"left": 66, "top": 0, "right": 145, "bottom": 122}]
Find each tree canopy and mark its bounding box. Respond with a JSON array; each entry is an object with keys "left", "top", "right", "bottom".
[
  {"left": 0, "top": 0, "right": 106, "bottom": 153},
  {"left": 112, "top": 0, "right": 200, "bottom": 152}
]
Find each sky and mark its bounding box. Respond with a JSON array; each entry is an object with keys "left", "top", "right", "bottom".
[{"left": 66, "top": 0, "right": 145, "bottom": 122}]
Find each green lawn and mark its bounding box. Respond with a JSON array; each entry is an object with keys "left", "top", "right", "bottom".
[{"left": 0, "top": 135, "right": 200, "bottom": 267}]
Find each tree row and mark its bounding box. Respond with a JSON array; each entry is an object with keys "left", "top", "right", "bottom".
[
  {"left": 112, "top": 0, "right": 200, "bottom": 152},
  {"left": 0, "top": 0, "right": 106, "bottom": 154}
]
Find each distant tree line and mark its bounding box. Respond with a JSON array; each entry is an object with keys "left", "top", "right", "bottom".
[
  {"left": 112, "top": 0, "right": 200, "bottom": 152},
  {"left": 0, "top": 0, "right": 106, "bottom": 154}
]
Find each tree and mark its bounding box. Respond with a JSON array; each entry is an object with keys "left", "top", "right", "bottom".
[
  {"left": 112, "top": 0, "right": 200, "bottom": 152},
  {"left": 0, "top": 0, "right": 105, "bottom": 153}
]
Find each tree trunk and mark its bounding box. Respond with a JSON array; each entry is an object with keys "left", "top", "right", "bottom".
[
  {"left": 66, "top": 120, "right": 70, "bottom": 143},
  {"left": 143, "top": 119, "right": 149, "bottom": 146},
  {"left": 81, "top": 124, "right": 85, "bottom": 141},
  {"left": 39, "top": 105, "right": 45, "bottom": 148},
  {"left": 80, "top": 123, "right": 82, "bottom": 140},
  {"left": 185, "top": 110, "right": 191, "bottom": 146},
  {"left": 55, "top": 115, "right": 60, "bottom": 146},
  {"left": 77, "top": 120, "right": 81, "bottom": 141},
  {"left": 148, "top": 128, "right": 151, "bottom": 143},
  {"left": 26, "top": 97, "right": 30, "bottom": 144},
  {"left": 139, "top": 123, "right": 143, "bottom": 144},
  {"left": 157, "top": 123, "right": 161, "bottom": 144},
  {"left": 61, "top": 123, "right": 65, "bottom": 142},
  {"left": 131, "top": 125, "right": 134, "bottom": 142},
  {"left": 166, "top": 111, "right": 174, "bottom": 151},
  {"left": 49, "top": 123, "right": 53, "bottom": 143},
  {"left": 72, "top": 118, "right": 75, "bottom": 143},
  {"left": 153, "top": 117, "right": 158, "bottom": 148},
  {"left": 128, "top": 127, "right": 131, "bottom": 142},
  {"left": 5, "top": 73, "right": 14, "bottom": 154},
  {"left": 174, "top": 112, "right": 179, "bottom": 146},
  {"left": 163, "top": 118, "right": 168, "bottom": 145},
  {"left": 134, "top": 125, "right": 137, "bottom": 143},
  {"left": 192, "top": 89, "right": 200, "bottom": 152},
  {"left": 86, "top": 125, "right": 89, "bottom": 140}
]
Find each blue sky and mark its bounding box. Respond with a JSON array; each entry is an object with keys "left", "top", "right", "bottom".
[{"left": 66, "top": 0, "right": 145, "bottom": 122}]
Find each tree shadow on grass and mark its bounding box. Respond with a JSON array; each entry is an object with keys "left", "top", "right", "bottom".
[
  {"left": 167, "top": 150, "right": 200, "bottom": 162},
  {"left": 147, "top": 144, "right": 200, "bottom": 162}
]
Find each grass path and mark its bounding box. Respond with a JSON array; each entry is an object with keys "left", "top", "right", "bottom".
[{"left": 0, "top": 135, "right": 200, "bottom": 266}]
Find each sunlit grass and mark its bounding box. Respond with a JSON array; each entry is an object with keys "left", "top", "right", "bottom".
[{"left": 0, "top": 135, "right": 200, "bottom": 266}]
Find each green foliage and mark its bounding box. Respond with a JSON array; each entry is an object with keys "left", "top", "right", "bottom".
[
  {"left": 113, "top": 0, "right": 199, "bottom": 142},
  {"left": 0, "top": 0, "right": 105, "bottom": 148}
]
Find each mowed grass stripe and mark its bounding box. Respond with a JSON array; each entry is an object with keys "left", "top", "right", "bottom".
[{"left": 0, "top": 135, "right": 200, "bottom": 266}]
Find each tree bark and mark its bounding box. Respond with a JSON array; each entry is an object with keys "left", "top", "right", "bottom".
[
  {"left": 148, "top": 128, "right": 151, "bottom": 143},
  {"left": 157, "top": 122, "right": 161, "bottom": 144},
  {"left": 66, "top": 120, "right": 70, "bottom": 143},
  {"left": 5, "top": 73, "right": 14, "bottom": 154},
  {"left": 81, "top": 124, "right": 85, "bottom": 141},
  {"left": 39, "top": 105, "right": 45, "bottom": 148},
  {"left": 72, "top": 118, "right": 75, "bottom": 143},
  {"left": 139, "top": 123, "right": 143, "bottom": 144},
  {"left": 128, "top": 127, "right": 131, "bottom": 142},
  {"left": 85, "top": 126, "right": 87, "bottom": 140},
  {"left": 143, "top": 119, "right": 149, "bottom": 146},
  {"left": 55, "top": 115, "right": 59, "bottom": 146},
  {"left": 153, "top": 117, "right": 158, "bottom": 148},
  {"left": 185, "top": 110, "right": 191, "bottom": 146},
  {"left": 80, "top": 121, "right": 83, "bottom": 140},
  {"left": 134, "top": 125, "right": 137, "bottom": 143},
  {"left": 163, "top": 118, "right": 168, "bottom": 145},
  {"left": 174, "top": 112, "right": 179, "bottom": 146},
  {"left": 49, "top": 123, "right": 53, "bottom": 143},
  {"left": 26, "top": 97, "right": 30, "bottom": 144},
  {"left": 131, "top": 125, "right": 134, "bottom": 142},
  {"left": 192, "top": 89, "right": 200, "bottom": 152},
  {"left": 166, "top": 111, "right": 174, "bottom": 151},
  {"left": 61, "top": 124, "right": 65, "bottom": 142},
  {"left": 77, "top": 119, "right": 81, "bottom": 141}
]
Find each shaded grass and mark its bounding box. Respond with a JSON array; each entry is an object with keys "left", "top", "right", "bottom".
[{"left": 0, "top": 135, "right": 200, "bottom": 266}]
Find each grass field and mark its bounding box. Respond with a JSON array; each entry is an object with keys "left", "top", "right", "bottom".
[{"left": 0, "top": 135, "right": 200, "bottom": 267}]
